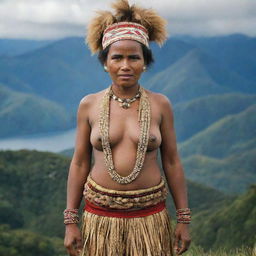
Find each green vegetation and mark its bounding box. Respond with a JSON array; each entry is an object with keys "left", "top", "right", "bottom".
[
  {"left": 182, "top": 149, "right": 256, "bottom": 194},
  {"left": 166, "top": 179, "right": 233, "bottom": 220},
  {"left": 174, "top": 93, "right": 256, "bottom": 142},
  {"left": 191, "top": 185, "right": 256, "bottom": 251},
  {"left": 185, "top": 244, "right": 255, "bottom": 256},
  {"left": 179, "top": 104, "right": 256, "bottom": 159},
  {"left": 0, "top": 150, "right": 255, "bottom": 255},
  {"left": 60, "top": 148, "right": 74, "bottom": 157},
  {"left": 177, "top": 104, "right": 256, "bottom": 193},
  {"left": 0, "top": 150, "right": 71, "bottom": 237},
  {"left": 0, "top": 150, "right": 73, "bottom": 255},
  {"left": 0, "top": 84, "right": 72, "bottom": 137},
  {"left": 0, "top": 224, "right": 65, "bottom": 256}
]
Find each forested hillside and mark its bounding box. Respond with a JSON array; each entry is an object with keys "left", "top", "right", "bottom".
[
  {"left": 0, "top": 150, "right": 254, "bottom": 255},
  {"left": 191, "top": 184, "right": 256, "bottom": 250}
]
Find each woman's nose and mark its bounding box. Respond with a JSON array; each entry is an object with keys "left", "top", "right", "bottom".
[{"left": 120, "top": 59, "right": 131, "bottom": 70}]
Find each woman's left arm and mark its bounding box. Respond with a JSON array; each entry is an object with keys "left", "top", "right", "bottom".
[{"left": 158, "top": 94, "right": 191, "bottom": 255}]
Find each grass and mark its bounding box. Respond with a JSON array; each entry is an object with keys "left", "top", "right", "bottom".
[{"left": 184, "top": 245, "right": 255, "bottom": 256}]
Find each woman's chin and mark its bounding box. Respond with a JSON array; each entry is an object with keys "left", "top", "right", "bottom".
[{"left": 113, "top": 80, "right": 139, "bottom": 87}]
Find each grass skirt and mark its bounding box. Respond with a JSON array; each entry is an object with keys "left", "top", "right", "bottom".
[{"left": 80, "top": 175, "right": 174, "bottom": 256}]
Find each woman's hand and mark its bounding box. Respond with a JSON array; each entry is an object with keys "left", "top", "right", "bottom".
[
  {"left": 64, "top": 224, "right": 83, "bottom": 256},
  {"left": 173, "top": 223, "right": 191, "bottom": 255}
]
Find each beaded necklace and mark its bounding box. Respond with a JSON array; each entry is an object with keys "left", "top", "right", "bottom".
[
  {"left": 99, "top": 85, "right": 151, "bottom": 184},
  {"left": 110, "top": 87, "right": 141, "bottom": 109}
]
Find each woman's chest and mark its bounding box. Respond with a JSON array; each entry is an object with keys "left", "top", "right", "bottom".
[{"left": 89, "top": 101, "right": 162, "bottom": 152}]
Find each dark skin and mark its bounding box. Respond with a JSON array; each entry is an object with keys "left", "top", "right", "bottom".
[{"left": 64, "top": 40, "right": 191, "bottom": 256}]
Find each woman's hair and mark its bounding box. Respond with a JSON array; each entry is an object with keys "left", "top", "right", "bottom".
[
  {"left": 98, "top": 42, "right": 154, "bottom": 68},
  {"left": 86, "top": 0, "right": 168, "bottom": 54}
]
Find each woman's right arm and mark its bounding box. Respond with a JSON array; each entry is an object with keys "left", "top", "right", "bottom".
[{"left": 64, "top": 95, "right": 93, "bottom": 256}]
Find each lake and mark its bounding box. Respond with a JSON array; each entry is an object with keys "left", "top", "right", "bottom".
[{"left": 0, "top": 128, "right": 76, "bottom": 153}]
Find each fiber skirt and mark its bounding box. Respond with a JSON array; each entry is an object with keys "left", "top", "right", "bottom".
[{"left": 80, "top": 174, "right": 174, "bottom": 256}]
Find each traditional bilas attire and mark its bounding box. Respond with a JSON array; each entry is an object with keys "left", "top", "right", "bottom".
[
  {"left": 81, "top": 175, "right": 174, "bottom": 256},
  {"left": 79, "top": 0, "right": 175, "bottom": 255}
]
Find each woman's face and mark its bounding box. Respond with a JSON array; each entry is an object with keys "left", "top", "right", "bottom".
[{"left": 105, "top": 40, "right": 145, "bottom": 88}]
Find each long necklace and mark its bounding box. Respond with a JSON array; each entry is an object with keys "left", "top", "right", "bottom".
[
  {"left": 109, "top": 87, "right": 141, "bottom": 109},
  {"left": 99, "top": 85, "right": 151, "bottom": 184}
]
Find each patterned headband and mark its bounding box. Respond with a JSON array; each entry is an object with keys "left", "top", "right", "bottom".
[{"left": 102, "top": 22, "right": 149, "bottom": 49}]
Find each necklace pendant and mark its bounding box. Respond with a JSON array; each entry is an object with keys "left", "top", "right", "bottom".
[
  {"left": 121, "top": 102, "right": 130, "bottom": 109},
  {"left": 110, "top": 86, "right": 141, "bottom": 109}
]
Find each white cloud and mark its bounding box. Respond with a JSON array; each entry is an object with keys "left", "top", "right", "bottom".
[{"left": 0, "top": 0, "right": 255, "bottom": 39}]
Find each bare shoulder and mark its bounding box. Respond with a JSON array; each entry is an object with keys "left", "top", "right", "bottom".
[
  {"left": 145, "top": 89, "right": 173, "bottom": 109},
  {"left": 79, "top": 88, "right": 107, "bottom": 109}
]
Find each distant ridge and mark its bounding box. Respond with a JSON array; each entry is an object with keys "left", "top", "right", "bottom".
[
  {"left": 176, "top": 33, "right": 256, "bottom": 81},
  {"left": 0, "top": 84, "right": 72, "bottom": 137},
  {"left": 179, "top": 104, "right": 256, "bottom": 193},
  {"left": 182, "top": 149, "right": 256, "bottom": 194},
  {"left": 148, "top": 48, "right": 254, "bottom": 105},
  {"left": 174, "top": 93, "right": 256, "bottom": 142},
  {"left": 0, "top": 38, "right": 55, "bottom": 56},
  {"left": 179, "top": 104, "right": 256, "bottom": 158},
  {"left": 0, "top": 37, "right": 110, "bottom": 112}
]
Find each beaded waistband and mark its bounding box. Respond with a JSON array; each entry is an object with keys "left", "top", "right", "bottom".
[{"left": 83, "top": 174, "right": 168, "bottom": 211}]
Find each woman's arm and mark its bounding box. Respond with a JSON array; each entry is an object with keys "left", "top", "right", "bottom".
[
  {"left": 159, "top": 94, "right": 191, "bottom": 255},
  {"left": 64, "top": 95, "right": 93, "bottom": 256},
  {"left": 159, "top": 95, "right": 188, "bottom": 209},
  {"left": 66, "top": 95, "right": 92, "bottom": 209}
]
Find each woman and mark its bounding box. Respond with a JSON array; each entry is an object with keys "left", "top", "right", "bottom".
[{"left": 64, "top": 0, "right": 191, "bottom": 255}]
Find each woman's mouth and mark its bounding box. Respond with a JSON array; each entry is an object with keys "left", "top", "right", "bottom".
[{"left": 118, "top": 74, "right": 133, "bottom": 79}]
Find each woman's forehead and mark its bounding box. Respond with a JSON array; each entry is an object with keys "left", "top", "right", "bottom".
[{"left": 109, "top": 40, "right": 143, "bottom": 53}]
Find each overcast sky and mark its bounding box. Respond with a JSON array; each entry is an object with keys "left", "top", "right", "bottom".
[{"left": 0, "top": 0, "right": 255, "bottom": 40}]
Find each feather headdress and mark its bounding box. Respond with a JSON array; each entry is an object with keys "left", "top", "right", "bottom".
[{"left": 86, "top": 0, "right": 168, "bottom": 54}]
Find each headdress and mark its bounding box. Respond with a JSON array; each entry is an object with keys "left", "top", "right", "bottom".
[{"left": 86, "top": 0, "right": 168, "bottom": 54}]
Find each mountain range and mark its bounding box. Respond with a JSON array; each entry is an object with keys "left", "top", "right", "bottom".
[
  {"left": 0, "top": 34, "right": 255, "bottom": 195},
  {"left": 0, "top": 37, "right": 109, "bottom": 113},
  {"left": 0, "top": 38, "right": 55, "bottom": 57},
  {"left": 0, "top": 34, "right": 255, "bottom": 137},
  {"left": 0, "top": 84, "right": 72, "bottom": 137},
  {"left": 176, "top": 33, "right": 256, "bottom": 82},
  {"left": 174, "top": 93, "right": 256, "bottom": 142}
]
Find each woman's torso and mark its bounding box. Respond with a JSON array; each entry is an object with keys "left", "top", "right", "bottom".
[{"left": 88, "top": 87, "right": 163, "bottom": 190}]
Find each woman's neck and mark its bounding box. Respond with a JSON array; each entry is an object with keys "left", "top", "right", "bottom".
[{"left": 111, "top": 83, "right": 140, "bottom": 99}]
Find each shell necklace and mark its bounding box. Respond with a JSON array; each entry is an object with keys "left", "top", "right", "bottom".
[
  {"left": 110, "top": 87, "right": 141, "bottom": 109},
  {"left": 99, "top": 85, "right": 151, "bottom": 184}
]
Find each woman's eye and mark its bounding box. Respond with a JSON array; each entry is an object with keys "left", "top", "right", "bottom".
[
  {"left": 112, "top": 56, "right": 122, "bottom": 59},
  {"left": 130, "top": 56, "right": 140, "bottom": 60}
]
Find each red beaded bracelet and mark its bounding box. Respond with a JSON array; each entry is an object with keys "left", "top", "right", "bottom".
[
  {"left": 176, "top": 208, "right": 191, "bottom": 224},
  {"left": 63, "top": 208, "right": 79, "bottom": 225}
]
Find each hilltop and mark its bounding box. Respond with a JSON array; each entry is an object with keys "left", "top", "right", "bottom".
[{"left": 192, "top": 184, "right": 256, "bottom": 250}]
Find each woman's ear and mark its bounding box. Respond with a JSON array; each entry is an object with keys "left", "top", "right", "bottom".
[{"left": 104, "top": 65, "right": 108, "bottom": 72}]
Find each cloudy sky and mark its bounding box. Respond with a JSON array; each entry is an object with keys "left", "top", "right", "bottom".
[{"left": 0, "top": 0, "right": 255, "bottom": 40}]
